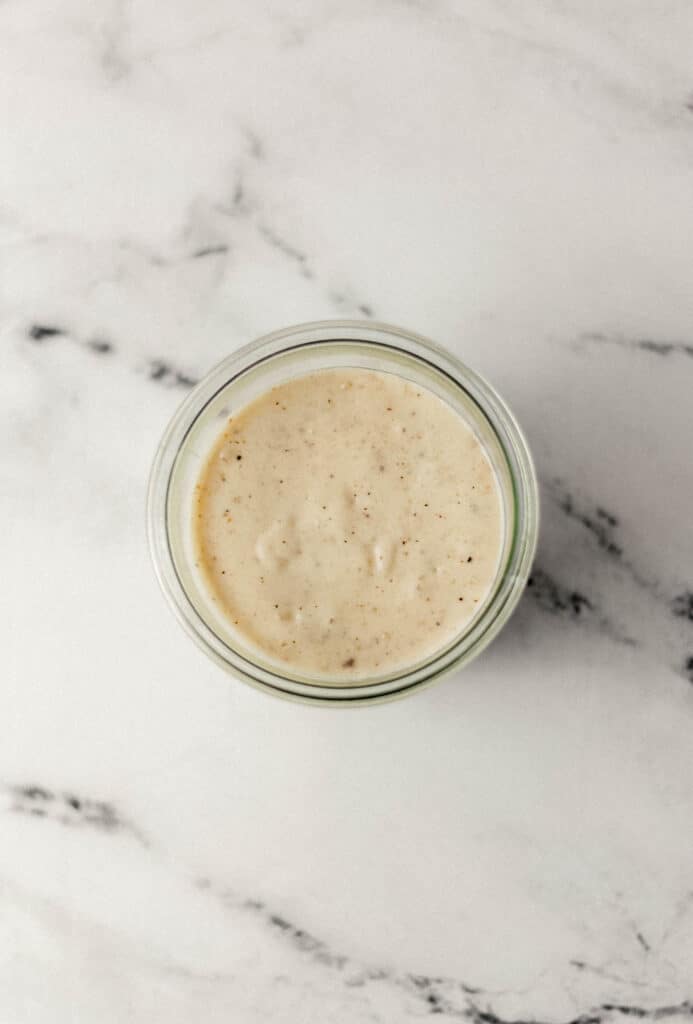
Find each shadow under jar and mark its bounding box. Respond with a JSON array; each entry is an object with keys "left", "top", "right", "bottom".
[{"left": 147, "top": 321, "right": 538, "bottom": 705}]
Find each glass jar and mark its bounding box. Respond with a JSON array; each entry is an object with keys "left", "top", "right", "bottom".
[{"left": 147, "top": 321, "right": 538, "bottom": 704}]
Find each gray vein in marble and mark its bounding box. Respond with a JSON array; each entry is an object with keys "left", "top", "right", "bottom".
[
  {"left": 99, "top": 0, "right": 131, "bottom": 83},
  {"left": 25, "top": 119, "right": 377, "bottom": 321},
  {"left": 539, "top": 478, "right": 693, "bottom": 680},
  {"left": 527, "top": 566, "right": 596, "bottom": 620},
  {"left": 230, "top": 176, "right": 249, "bottom": 213},
  {"left": 570, "top": 962, "right": 650, "bottom": 990},
  {"left": 671, "top": 592, "right": 693, "bottom": 622},
  {"left": 3, "top": 790, "right": 691, "bottom": 1020},
  {"left": 329, "top": 289, "right": 375, "bottom": 318},
  {"left": 662, "top": 892, "right": 693, "bottom": 946},
  {"left": 578, "top": 332, "right": 693, "bottom": 362},
  {"left": 198, "top": 878, "right": 692, "bottom": 1024},
  {"left": 212, "top": 129, "right": 376, "bottom": 314},
  {"left": 28, "top": 324, "right": 66, "bottom": 341},
  {"left": 3, "top": 783, "right": 147, "bottom": 845},
  {"left": 23, "top": 321, "right": 198, "bottom": 391},
  {"left": 113, "top": 237, "right": 170, "bottom": 268},
  {"left": 549, "top": 486, "right": 622, "bottom": 558},
  {"left": 257, "top": 222, "right": 313, "bottom": 279},
  {"left": 147, "top": 358, "right": 199, "bottom": 389},
  {"left": 190, "top": 244, "right": 229, "bottom": 260},
  {"left": 529, "top": 479, "right": 635, "bottom": 637},
  {"left": 241, "top": 126, "right": 265, "bottom": 163},
  {"left": 27, "top": 322, "right": 116, "bottom": 358},
  {"left": 544, "top": 477, "right": 693, "bottom": 614},
  {"left": 543, "top": 479, "right": 656, "bottom": 594},
  {"left": 526, "top": 565, "right": 634, "bottom": 646},
  {"left": 86, "top": 337, "right": 114, "bottom": 354},
  {"left": 449, "top": 7, "right": 693, "bottom": 137},
  {"left": 204, "top": 879, "right": 535, "bottom": 1020},
  {"left": 136, "top": 25, "right": 239, "bottom": 64},
  {"left": 207, "top": 166, "right": 313, "bottom": 285}
]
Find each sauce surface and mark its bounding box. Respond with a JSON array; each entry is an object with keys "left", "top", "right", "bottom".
[{"left": 193, "top": 369, "right": 504, "bottom": 678}]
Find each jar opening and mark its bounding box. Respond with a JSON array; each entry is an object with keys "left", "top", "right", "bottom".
[{"left": 148, "top": 322, "right": 538, "bottom": 704}]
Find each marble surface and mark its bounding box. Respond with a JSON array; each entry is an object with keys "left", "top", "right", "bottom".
[{"left": 2, "top": 1, "right": 693, "bottom": 1020}]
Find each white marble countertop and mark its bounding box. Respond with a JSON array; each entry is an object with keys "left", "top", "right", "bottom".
[{"left": 2, "top": 2, "right": 693, "bottom": 1021}]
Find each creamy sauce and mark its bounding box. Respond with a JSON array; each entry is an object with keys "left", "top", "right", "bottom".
[{"left": 193, "top": 369, "right": 504, "bottom": 678}]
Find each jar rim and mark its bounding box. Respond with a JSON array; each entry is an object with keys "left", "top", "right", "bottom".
[{"left": 147, "top": 320, "right": 539, "bottom": 705}]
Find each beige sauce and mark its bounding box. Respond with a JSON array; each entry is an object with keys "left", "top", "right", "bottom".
[{"left": 193, "top": 369, "right": 504, "bottom": 678}]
